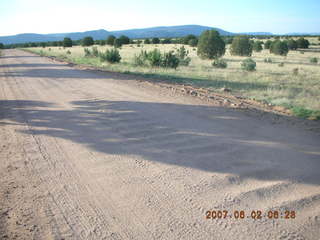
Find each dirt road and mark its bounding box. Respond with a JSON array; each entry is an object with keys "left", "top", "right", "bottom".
[{"left": 1, "top": 49, "right": 320, "bottom": 240}]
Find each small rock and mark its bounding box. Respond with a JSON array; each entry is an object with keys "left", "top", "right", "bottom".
[
  {"left": 190, "top": 90, "right": 198, "bottom": 96},
  {"left": 221, "top": 87, "right": 231, "bottom": 92}
]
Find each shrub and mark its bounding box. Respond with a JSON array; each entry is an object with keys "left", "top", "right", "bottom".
[
  {"left": 133, "top": 49, "right": 181, "bottom": 69},
  {"left": 270, "top": 40, "right": 289, "bottom": 56},
  {"left": 66, "top": 50, "right": 71, "bottom": 54},
  {"left": 310, "top": 57, "right": 318, "bottom": 64},
  {"left": 92, "top": 46, "right": 99, "bottom": 57},
  {"left": 84, "top": 48, "right": 91, "bottom": 57},
  {"left": 162, "top": 51, "right": 180, "bottom": 69},
  {"left": 297, "top": 38, "right": 310, "bottom": 48},
  {"left": 264, "top": 58, "right": 273, "bottom": 63},
  {"left": 147, "top": 49, "right": 162, "bottom": 66},
  {"left": 264, "top": 40, "right": 272, "bottom": 49},
  {"left": 278, "top": 62, "right": 284, "bottom": 67},
  {"left": 241, "top": 58, "right": 256, "bottom": 71},
  {"left": 197, "top": 30, "right": 225, "bottom": 59},
  {"left": 292, "top": 68, "right": 299, "bottom": 75},
  {"left": 100, "top": 48, "right": 121, "bottom": 63},
  {"left": 152, "top": 38, "right": 160, "bottom": 44},
  {"left": 82, "top": 36, "right": 94, "bottom": 46},
  {"left": 212, "top": 58, "right": 227, "bottom": 68},
  {"left": 300, "top": 51, "right": 304, "bottom": 54},
  {"left": 230, "top": 35, "right": 252, "bottom": 56},
  {"left": 176, "top": 46, "right": 191, "bottom": 66},
  {"left": 106, "top": 35, "right": 116, "bottom": 45},
  {"left": 39, "top": 50, "right": 45, "bottom": 56},
  {"left": 133, "top": 50, "right": 148, "bottom": 66},
  {"left": 252, "top": 41, "right": 263, "bottom": 52}
]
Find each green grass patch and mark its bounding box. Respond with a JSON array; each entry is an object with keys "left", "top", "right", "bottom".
[{"left": 290, "top": 106, "right": 320, "bottom": 120}]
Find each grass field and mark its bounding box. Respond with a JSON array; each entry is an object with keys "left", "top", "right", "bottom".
[{"left": 24, "top": 41, "right": 320, "bottom": 119}]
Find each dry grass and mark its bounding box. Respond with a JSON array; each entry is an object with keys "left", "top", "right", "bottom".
[{"left": 25, "top": 40, "right": 320, "bottom": 119}]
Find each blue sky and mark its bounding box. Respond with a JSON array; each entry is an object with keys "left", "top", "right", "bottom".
[{"left": 1, "top": 0, "right": 319, "bottom": 36}]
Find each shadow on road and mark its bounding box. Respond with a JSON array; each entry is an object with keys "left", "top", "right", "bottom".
[{"left": 1, "top": 99, "right": 320, "bottom": 185}]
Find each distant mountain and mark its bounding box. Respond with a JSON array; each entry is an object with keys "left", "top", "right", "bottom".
[
  {"left": 0, "top": 25, "right": 279, "bottom": 45},
  {"left": 0, "top": 29, "right": 111, "bottom": 45},
  {"left": 239, "top": 32, "right": 273, "bottom": 36},
  {"left": 0, "top": 25, "right": 234, "bottom": 44},
  {"left": 111, "top": 25, "right": 233, "bottom": 38},
  {"left": 0, "top": 33, "right": 58, "bottom": 45},
  {"left": 64, "top": 29, "right": 110, "bottom": 40},
  {"left": 285, "top": 32, "right": 320, "bottom": 36}
]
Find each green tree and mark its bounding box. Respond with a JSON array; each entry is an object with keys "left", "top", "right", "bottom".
[
  {"left": 188, "top": 38, "right": 198, "bottom": 47},
  {"left": 270, "top": 40, "right": 289, "bottom": 56},
  {"left": 252, "top": 41, "right": 263, "bottom": 52},
  {"left": 152, "top": 37, "right": 160, "bottom": 44},
  {"left": 264, "top": 40, "right": 272, "bottom": 49},
  {"left": 114, "top": 38, "right": 122, "bottom": 48},
  {"left": 119, "top": 35, "right": 130, "bottom": 45},
  {"left": 106, "top": 35, "right": 116, "bottom": 45},
  {"left": 144, "top": 39, "right": 151, "bottom": 44},
  {"left": 197, "top": 30, "right": 225, "bottom": 59},
  {"left": 176, "top": 46, "right": 191, "bottom": 66},
  {"left": 99, "top": 40, "right": 106, "bottom": 46},
  {"left": 230, "top": 35, "right": 252, "bottom": 56},
  {"left": 297, "top": 38, "right": 310, "bottom": 48},
  {"left": 287, "top": 39, "right": 298, "bottom": 50},
  {"left": 161, "top": 38, "right": 172, "bottom": 44},
  {"left": 63, "top": 37, "right": 72, "bottom": 47},
  {"left": 183, "top": 34, "right": 197, "bottom": 45},
  {"left": 0, "top": 43, "right": 4, "bottom": 49},
  {"left": 82, "top": 36, "right": 94, "bottom": 46}
]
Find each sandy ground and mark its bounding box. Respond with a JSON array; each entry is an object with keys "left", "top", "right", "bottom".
[{"left": 1, "top": 49, "right": 320, "bottom": 240}]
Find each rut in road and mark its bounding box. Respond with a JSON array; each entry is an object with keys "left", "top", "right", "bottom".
[{"left": 0, "top": 49, "right": 320, "bottom": 240}]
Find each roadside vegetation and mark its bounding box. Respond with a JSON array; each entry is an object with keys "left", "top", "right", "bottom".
[{"left": 17, "top": 34, "right": 320, "bottom": 120}]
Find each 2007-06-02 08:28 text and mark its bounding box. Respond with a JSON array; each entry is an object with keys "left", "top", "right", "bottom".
[{"left": 206, "top": 210, "right": 296, "bottom": 220}]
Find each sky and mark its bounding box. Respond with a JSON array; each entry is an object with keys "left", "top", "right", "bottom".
[{"left": 1, "top": 0, "right": 319, "bottom": 36}]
